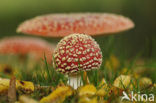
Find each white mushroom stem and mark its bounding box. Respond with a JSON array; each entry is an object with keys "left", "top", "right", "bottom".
[{"left": 67, "top": 75, "right": 83, "bottom": 89}]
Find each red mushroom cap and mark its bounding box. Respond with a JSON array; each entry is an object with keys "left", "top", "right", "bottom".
[
  {"left": 0, "top": 37, "right": 55, "bottom": 62},
  {"left": 54, "top": 33, "right": 102, "bottom": 74},
  {"left": 17, "top": 13, "right": 134, "bottom": 37}
]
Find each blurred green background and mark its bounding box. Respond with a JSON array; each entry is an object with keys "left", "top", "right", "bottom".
[{"left": 0, "top": 0, "right": 156, "bottom": 58}]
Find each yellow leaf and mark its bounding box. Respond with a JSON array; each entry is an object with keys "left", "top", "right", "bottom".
[
  {"left": 18, "top": 95, "right": 39, "bottom": 103},
  {"left": 139, "top": 77, "right": 152, "bottom": 89},
  {"left": 0, "top": 78, "right": 10, "bottom": 94},
  {"left": 113, "top": 75, "right": 131, "bottom": 89},
  {"left": 98, "top": 78, "right": 107, "bottom": 88},
  {"left": 78, "top": 97, "right": 97, "bottom": 103},
  {"left": 40, "top": 86, "right": 73, "bottom": 103},
  {"left": 0, "top": 77, "right": 34, "bottom": 95},
  {"left": 16, "top": 80, "right": 34, "bottom": 93},
  {"left": 96, "top": 78, "right": 110, "bottom": 97},
  {"left": 78, "top": 84, "right": 96, "bottom": 97}
]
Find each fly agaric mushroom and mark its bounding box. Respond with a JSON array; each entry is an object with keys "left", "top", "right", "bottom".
[
  {"left": 53, "top": 33, "right": 102, "bottom": 89},
  {"left": 17, "top": 13, "right": 134, "bottom": 37},
  {"left": 0, "top": 37, "right": 55, "bottom": 63}
]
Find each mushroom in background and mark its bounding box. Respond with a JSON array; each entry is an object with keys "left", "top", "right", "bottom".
[
  {"left": 17, "top": 13, "right": 134, "bottom": 37},
  {"left": 0, "top": 37, "right": 55, "bottom": 63},
  {"left": 53, "top": 33, "right": 102, "bottom": 89},
  {"left": 16, "top": 12, "right": 135, "bottom": 89}
]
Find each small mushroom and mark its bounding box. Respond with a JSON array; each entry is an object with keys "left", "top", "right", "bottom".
[
  {"left": 53, "top": 33, "right": 102, "bottom": 89},
  {"left": 17, "top": 13, "right": 134, "bottom": 37},
  {"left": 0, "top": 37, "right": 55, "bottom": 63}
]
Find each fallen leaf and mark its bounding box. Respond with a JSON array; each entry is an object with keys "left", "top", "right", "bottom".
[
  {"left": 113, "top": 75, "right": 131, "bottom": 89},
  {"left": 18, "top": 95, "right": 39, "bottom": 103},
  {"left": 0, "top": 77, "right": 34, "bottom": 95},
  {"left": 40, "top": 86, "right": 73, "bottom": 103},
  {"left": 78, "top": 84, "right": 96, "bottom": 97}
]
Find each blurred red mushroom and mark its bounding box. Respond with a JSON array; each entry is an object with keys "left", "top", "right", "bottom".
[
  {"left": 17, "top": 13, "right": 134, "bottom": 37},
  {"left": 0, "top": 37, "right": 55, "bottom": 63},
  {"left": 54, "top": 33, "right": 102, "bottom": 89}
]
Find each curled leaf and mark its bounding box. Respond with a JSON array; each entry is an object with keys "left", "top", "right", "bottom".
[
  {"left": 78, "top": 84, "right": 96, "bottom": 97},
  {"left": 0, "top": 78, "right": 34, "bottom": 95},
  {"left": 40, "top": 86, "right": 73, "bottom": 103},
  {"left": 16, "top": 80, "right": 34, "bottom": 94},
  {"left": 97, "top": 87, "right": 110, "bottom": 97},
  {"left": 113, "top": 75, "right": 131, "bottom": 89},
  {"left": 96, "top": 87, "right": 110, "bottom": 97}
]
